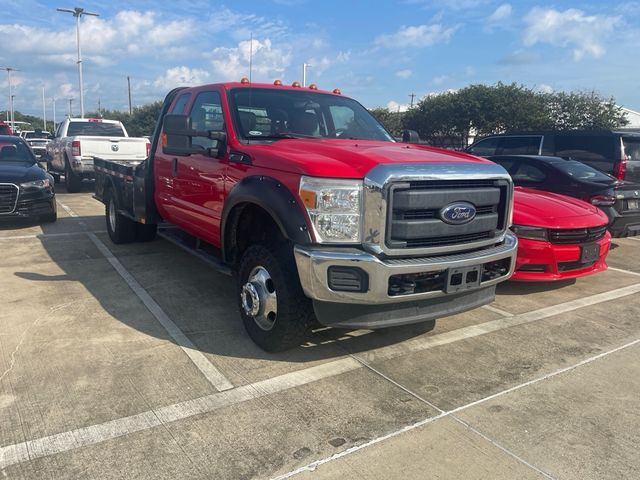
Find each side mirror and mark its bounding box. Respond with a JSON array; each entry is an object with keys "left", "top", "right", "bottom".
[
  {"left": 162, "top": 114, "right": 227, "bottom": 158},
  {"left": 401, "top": 129, "right": 420, "bottom": 144}
]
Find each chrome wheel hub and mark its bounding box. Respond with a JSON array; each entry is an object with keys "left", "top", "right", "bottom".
[{"left": 240, "top": 266, "right": 277, "bottom": 331}]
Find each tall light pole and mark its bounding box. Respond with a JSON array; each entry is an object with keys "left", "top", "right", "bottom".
[
  {"left": 1, "top": 67, "right": 18, "bottom": 130},
  {"left": 52, "top": 96, "right": 57, "bottom": 126},
  {"left": 42, "top": 86, "right": 47, "bottom": 131},
  {"left": 68, "top": 98, "right": 73, "bottom": 116},
  {"left": 57, "top": 7, "right": 99, "bottom": 118},
  {"left": 302, "top": 63, "right": 312, "bottom": 88}
]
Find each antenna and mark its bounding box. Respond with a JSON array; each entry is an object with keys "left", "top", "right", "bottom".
[{"left": 249, "top": 33, "right": 253, "bottom": 83}]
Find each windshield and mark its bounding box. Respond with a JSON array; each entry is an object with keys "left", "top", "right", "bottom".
[
  {"left": 0, "top": 139, "right": 36, "bottom": 163},
  {"left": 554, "top": 159, "right": 613, "bottom": 182},
  {"left": 623, "top": 136, "right": 640, "bottom": 162},
  {"left": 25, "top": 131, "right": 52, "bottom": 140},
  {"left": 228, "top": 87, "right": 394, "bottom": 142},
  {"left": 67, "top": 122, "right": 126, "bottom": 137}
]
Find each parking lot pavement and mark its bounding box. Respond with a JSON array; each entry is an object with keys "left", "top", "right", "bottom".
[{"left": 1, "top": 190, "right": 639, "bottom": 479}]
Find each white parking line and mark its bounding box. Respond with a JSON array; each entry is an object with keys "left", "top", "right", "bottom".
[
  {"left": 359, "top": 282, "right": 640, "bottom": 363},
  {"left": 0, "top": 358, "right": 360, "bottom": 470},
  {"left": 0, "top": 231, "right": 107, "bottom": 241},
  {"left": 56, "top": 200, "right": 234, "bottom": 392},
  {"left": 609, "top": 266, "right": 640, "bottom": 277},
  {"left": 2, "top": 278, "right": 640, "bottom": 471},
  {"left": 273, "top": 338, "right": 640, "bottom": 479},
  {"left": 482, "top": 304, "right": 514, "bottom": 317}
]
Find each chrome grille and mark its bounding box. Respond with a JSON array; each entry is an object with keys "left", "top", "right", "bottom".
[
  {"left": 548, "top": 226, "right": 607, "bottom": 244},
  {"left": 0, "top": 184, "right": 18, "bottom": 214}
]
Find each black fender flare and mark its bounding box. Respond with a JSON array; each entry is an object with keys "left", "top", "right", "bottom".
[{"left": 221, "top": 176, "right": 312, "bottom": 263}]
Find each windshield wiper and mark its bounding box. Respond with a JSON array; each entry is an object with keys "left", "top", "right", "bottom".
[{"left": 245, "top": 133, "right": 318, "bottom": 140}]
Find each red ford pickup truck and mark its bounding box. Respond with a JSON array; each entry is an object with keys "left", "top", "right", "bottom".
[{"left": 94, "top": 81, "right": 518, "bottom": 351}]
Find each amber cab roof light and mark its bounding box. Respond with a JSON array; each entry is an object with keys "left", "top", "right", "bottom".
[
  {"left": 240, "top": 77, "right": 250, "bottom": 84},
  {"left": 273, "top": 79, "right": 283, "bottom": 86},
  {"left": 291, "top": 81, "right": 301, "bottom": 88}
]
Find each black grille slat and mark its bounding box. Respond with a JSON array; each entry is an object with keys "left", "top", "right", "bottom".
[
  {"left": 401, "top": 205, "right": 496, "bottom": 221},
  {"left": 548, "top": 226, "right": 607, "bottom": 244},
  {"left": 408, "top": 180, "right": 498, "bottom": 189},
  {"left": 405, "top": 231, "right": 493, "bottom": 248},
  {"left": 0, "top": 184, "right": 18, "bottom": 214}
]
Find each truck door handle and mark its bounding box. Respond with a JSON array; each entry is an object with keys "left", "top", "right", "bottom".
[{"left": 171, "top": 158, "right": 178, "bottom": 177}]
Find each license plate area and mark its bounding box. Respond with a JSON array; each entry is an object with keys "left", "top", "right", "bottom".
[
  {"left": 446, "top": 265, "right": 482, "bottom": 293},
  {"left": 580, "top": 243, "right": 600, "bottom": 264}
]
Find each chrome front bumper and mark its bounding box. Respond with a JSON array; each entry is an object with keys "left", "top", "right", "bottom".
[{"left": 294, "top": 232, "right": 518, "bottom": 305}]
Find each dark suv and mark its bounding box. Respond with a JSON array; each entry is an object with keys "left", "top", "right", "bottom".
[{"left": 465, "top": 130, "right": 640, "bottom": 183}]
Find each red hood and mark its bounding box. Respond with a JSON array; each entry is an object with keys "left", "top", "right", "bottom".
[
  {"left": 513, "top": 187, "right": 609, "bottom": 229},
  {"left": 243, "top": 139, "right": 491, "bottom": 178}
]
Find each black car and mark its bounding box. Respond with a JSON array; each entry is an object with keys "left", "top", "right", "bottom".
[
  {"left": 488, "top": 155, "right": 640, "bottom": 237},
  {"left": 466, "top": 130, "right": 640, "bottom": 183},
  {"left": 0, "top": 135, "right": 57, "bottom": 223}
]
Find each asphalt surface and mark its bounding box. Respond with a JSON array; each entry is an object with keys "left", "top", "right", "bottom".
[{"left": 0, "top": 185, "right": 639, "bottom": 480}]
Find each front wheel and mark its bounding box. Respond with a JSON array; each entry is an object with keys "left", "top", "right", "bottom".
[
  {"left": 237, "top": 243, "right": 315, "bottom": 352},
  {"left": 105, "top": 192, "right": 136, "bottom": 244}
]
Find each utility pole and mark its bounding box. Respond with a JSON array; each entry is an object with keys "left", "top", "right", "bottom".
[
  {"left": 42, "top": 86, "right": 47, "bottom": 131},
  {"left": 127, "top": 76, "right": 132, "bottom": 115},
  {"left": 69, "top": 98, "right": 73, "bottom": 116},
  {"left": 52, "top": 97, "right": 57, "bottom": 126},
  {"left": 302, "top": 63, "right": 312, "bottom": 87},
  {"left": 1, "top": 67, "right": 18, "bottom": 130},
  {"left": 409, "top": 93, "right": 416, "bottom": 108},
  {"left": 57, "top": 7, "right": 99, "bottom": 118},
  {"left": 97, "top": 97, "right": 101, "bottom": 116}
]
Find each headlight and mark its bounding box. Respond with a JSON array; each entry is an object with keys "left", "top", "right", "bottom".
[
  {"left": 20, "top": 179, "right": 52, "bottom": 190},
  {"left": 510, "top": 225, "right": 548, "bottom": 241},
  {"left": 299, "top": 176, "right": 362, "bottom": 243}
]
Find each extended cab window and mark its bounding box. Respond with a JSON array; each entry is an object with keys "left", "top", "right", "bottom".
[
  {"left": 622, "top": 136, "right": 640, "bottom": 162},
  {"left": 171, "top": 93, "right": 191, "bottom": 114},
  {"left": 189, "top": 91, "right": 224, "bottom": 150},
  {"left": 67, "top": 122, "right": 126, "bottom": 137},
  {"left": 468, "top": 137, "right": 500, "bottom": 156},
  {"left": 496, "top": 136, "right": 542, "bottom": 155}
]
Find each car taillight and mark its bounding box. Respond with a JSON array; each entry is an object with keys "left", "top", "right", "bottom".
[
  {"left": 146, "top": 142, "right": 151, "bottom": 158},
  {"left": 590, "top": 194, "right": 616, "bottom": 206},
  {"left": 72, "top": 140, "right": 81, "bottom": 157},
  {"left": 613, "top": 158, "right": 627, "bottom": 180}
]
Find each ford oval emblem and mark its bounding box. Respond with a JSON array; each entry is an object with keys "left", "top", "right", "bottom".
[{"left": 439, "top": 202, "right": 477, "bottom": 225}]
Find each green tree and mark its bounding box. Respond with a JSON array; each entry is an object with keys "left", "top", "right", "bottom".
[
  {"left": 86, "top": 101, "right": 163, "bottom": 137},
  {"left": 369, "top": 107, "right": 405, "bottom": 137}
]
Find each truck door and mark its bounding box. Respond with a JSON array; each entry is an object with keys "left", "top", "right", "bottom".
[
  {"left": 173, "top": 90, "right": 227, "bottom": 245},
  {"left": 153, "top": 92, "right": 192, "bottom": 225}
]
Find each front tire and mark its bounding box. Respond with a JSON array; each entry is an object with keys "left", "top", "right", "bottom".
[
  {"left": 237, "top": 243, "right": 315, "bottom": 352},
  {"left": 105, "top": 191, "right": 136, "bottom": 244}
]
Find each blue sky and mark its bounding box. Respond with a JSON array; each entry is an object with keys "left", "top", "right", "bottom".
[{"left": 1, "top": 0, "right": 639, "bottom": 118}]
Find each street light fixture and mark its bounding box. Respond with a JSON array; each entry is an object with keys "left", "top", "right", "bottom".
[
  {"left": 1, "top": 67, "right": 19, "bottom": 130},
  {"left": 57, "top": 6, "right": 99, "bottom": 118},
  {"left": 302, "top": 63, "right": 312, "bottom": 88}
]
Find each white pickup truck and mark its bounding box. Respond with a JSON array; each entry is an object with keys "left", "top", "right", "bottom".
[{"left": 46, "top": 118, "right": 150, "bottom": 192}]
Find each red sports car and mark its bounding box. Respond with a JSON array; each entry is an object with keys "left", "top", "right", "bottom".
[{"left": 510, "top": 187, "right": 611, "bottom": 281}]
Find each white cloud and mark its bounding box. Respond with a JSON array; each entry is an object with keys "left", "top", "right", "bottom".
[
  {"left": 0, "top": 10, "right": 193, "bottom": 65},
  {"left": 387, "top": 100, "right": 409, "bottom": 113},
  {"left": 537, "top": 84, "right": 554, "bottom": 93},
  {"left": 153, "top": 66, "right": 210, "bottom": 90},
  {"left": 432, "top": 75, "right": 449, "bottom": 85},
  {"left": 487, "top": 4, "right": 512, "bottom": 23},
  {"left": 375, "top": 23, "right": 457, "bottom": 48},
  {"left": 210, "top": 38, "right": 292, "bottom": 81},
  {"left": 396, "top": 69, "right": 413, "bottom": 79},
  {"left": 523, "top": 7, "right": 621, "bottom": 60}
]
